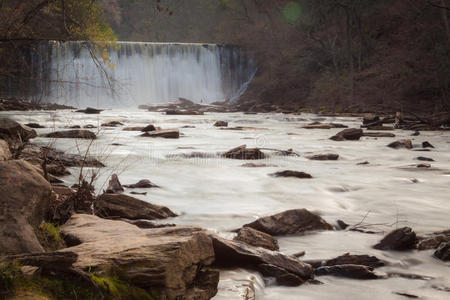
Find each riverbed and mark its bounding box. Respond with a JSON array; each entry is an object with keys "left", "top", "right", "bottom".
[{"left": 5, "top": 109, "right": 450, "bottom": 299}]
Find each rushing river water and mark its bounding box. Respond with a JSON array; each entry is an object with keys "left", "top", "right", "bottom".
[{"left": 5, "top": 109, "right": 450, "bottom": 299}]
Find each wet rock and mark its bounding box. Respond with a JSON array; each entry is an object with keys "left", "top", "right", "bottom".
[
  {"left": 130, "top": 191, "right": 147, "bottom": 195},
  {"left": 105, "top": 173, "right": 124, "bottom": 194},
  {"left": 25, "top": 123, "right": 45, "bottom": 128},
  {"left": 363, "top": 132, "right": 396, "bottom": 137},
  {"left": 363, "top": 115, "right": 380, "bottom": 125},
  {"left": 411, "top": 131, "right": 420, "bottom": 136},
  {"left": 0, "top": 160, "right": 52, "bottom": 254},
  {"left": 373, "top": 227, "right": 417, "bottom": 251},
  {"left": 417, "top": 235, "right": 450, "bottom": 250},
  {"left": 101, "top": 121, "right": 124, "bottom": 127},
  {"left": 123, "top": 126, "right": 145, "bottom": 131},
  {"left": 258, "top": 264, "right": 304, "bottom": 286},
  {"left": 76, "top": 107, "right": 103, "bottom": 114},
  {"left": 270, "top": 170, "right": 312, "bottom": 179},
  {"left": 357, "top": 161, "right": 370, "bottom": 165},
  {"left": 307, "top": 153, "right": 339, "bottom": 161},
  {"left": 45, "top": 130, "right": 96, "bottom": 139},
  {"left": 241, "top": 163, "right": 277, "bottom": 167},
  {"left": 0, "top": 117, "right": 37, "bottom": 149},
  {"left": 167, "top": 152, "right": 216, "bottom": 159},
  {"left": 422, "top": 141, "right": 434, "bottom": 148},
  {"left": 337, "top": 220, "right": 350, "bottom": 230},
  {"left": 303, "top": 122, "right": 348, "bottom": 129},
  {"left": 433, "top": 242, "right": 450, "bottom": 261},
  {"left": 330, "top": 129, "right": 363, "bottom": 141},
  {"left": 315, "top": 264, "right": 379, "bottom": 279},
  {"left": 325, "top": 253, "right": 385, "bottom": 268},
  {"left": 210, "top": 235, "right": 314, "bottom": 283},
  {"left": 214, "top": 121, "right": 228, "bottom": 127},
  {"left": 0, "top": 140, "right": 11, "bottom": 160},
  {"left": 83, "top": 124, "right": 97, "bottom": 129},
  {"left": 95, "top": 193, "right": 177, "bottom": 220},
  {"left": 46, "top": 163, "right": 70, "bottom": 176},
  {"left": 387, "top": 139, "right": 413, "bottom": 149},
  {"left": 234, "top": 227, "right": 279, "bottom": 251},
  {"left": 417, "top": 163, "right": 431, "bottom": 168},
  {"left": 165, "top": 109, "right": 204, "bottom": 115},
  {"left": 393, "top": 292, "right": 420, "bottom": 299},
  {"left": 366, "top": 126, "right": 394, "bottom": 131},
  {"left": 222, "top": 145, "right": 265, "bottom": 160},
  {"left": 141, "top": 124, "right": 156, "bottom": 132},
  {"left": 417, "top": 156, "right": 434, "bottom": 162},
  {"left": 220, "top": 126, "right": 267, "bottom": 131},
  {"left": 123, "top": 179, "right": 159, "bottom": 189},
  {"left": 181, "top": 125, "right": 196, "bottom": 128},
  {"left": 61, "top": 214, "right": 218, "bottom": 299},
  {"left": 141, "top": 129, "right": 180, "bottom": 139},
  {"left": 243, "top": 209, "right": 332, "bottom": 236}
]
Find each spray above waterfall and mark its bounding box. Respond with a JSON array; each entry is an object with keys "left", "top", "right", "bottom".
[{"left": 26, "top": 41, "right": 257, "bottom": 108}]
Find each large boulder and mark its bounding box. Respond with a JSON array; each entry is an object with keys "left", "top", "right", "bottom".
[
  {"left": 95, "top": 193, "right": 177, "bottom": 220},
  {"left": 0, "top": 139, "right": 12, "bottom": 160},
  {"left": 45, "top": 130, "right": 96, "bottom": 139},
  {"left": 210, "top": 235, "right": 313, "bottom": 286},
  {"left": 0, "top": 160, "right": 53, "bottom": 255},
  {"left": 0, "top": 117, "right": 37, "bottom": 150},
  {"left": 243, "top": 209, "right": 333, "bottom": 236},
  {"left": 330, "top": 129, "right": 363, "bottom": 141},
  {"left": 234, "top": 227, "right": 279, "bottom": 251},
  {"left": 61, "top": 214, "right": 218, "bottom": 299},
  {"left": 373, "top": 227, "right": 417, "bottom": 251}
]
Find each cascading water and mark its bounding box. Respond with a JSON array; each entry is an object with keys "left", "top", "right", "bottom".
[{"left": 26, "top": 41, "right": 256, "bottom": 108}]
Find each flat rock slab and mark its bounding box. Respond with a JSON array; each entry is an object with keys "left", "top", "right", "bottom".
[
  {"left": 330, "top": 129, "right": 363, "bottom": 141},
  {"left": 315, "top": 264, "right": 379, "bottom": 279},
  {"left": 363, "top": 132, "right": 396, "bottom": 137},
  {"left": 95, "top": 193, "right": 177, "bottom": 220},
  {"left": 75, "top": 107, "right": 103, "bottom": 114},
  {"left": 45, "top": 130, "right": 96, "bottom": 139},
  {"left": 141, "top": 129, "right": 180, "bottom": 139},
  {"left": 307, "top": 154, "right": 339, "bottom": 161},
  {"left": 222, "top": 145, "right": 265, "bottom": 160},
  {"left": 302, "top": 122, "right": 348, "bottom": 129},
  {"left": 61, "top": 214, "right": 218, "bottom": 299},
  {"left": 270, "top": 170, "right": 312, "bottom": 179},
  {"left": 234, "top": 227, "right": 279, "bottom": 251},
  {"left": 243, "top": 209, "right": 332, "bottom": 236}
]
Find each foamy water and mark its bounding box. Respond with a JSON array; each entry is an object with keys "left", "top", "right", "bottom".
[{"left": 5, "top": 109, "right": 450, "bottom": 299}]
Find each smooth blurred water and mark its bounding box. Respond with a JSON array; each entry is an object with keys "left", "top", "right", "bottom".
[{"left": 6, "top": 110, "right": 450, "bottom": 299}]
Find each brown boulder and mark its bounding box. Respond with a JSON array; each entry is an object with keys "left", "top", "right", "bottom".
[
  {"left": 95, "top": 193, "right": 177, "bottom": 220},
  {"left": 387, "top": 139, "right": 413, "bottom": 149},
  {"left": 307, "top": 154, "right": 339, "bottom": 161},
  {"left": 0, "top": 160, "right": 53, "bottom": 255},
  {"left": 222, "top": 145, "right": 265, "bottom": 160},
  {"left": 0, "top": 117, "right": 37, "bottom": 150},
  {"left": 141, "top": 129, "right": 180, "bottom": 139},
  {"left": 45, "top": 130, "right": 96, "bottom": 139},
  {"left": 234, "top": 227, "right": 279, "bottom": 251},
  {"left": 142, "top": 124, "right": 156, "bottom": 132},
  {"left": 214, "top": 121, "right": 228, "bottom": 127},
  {"left": 330, "top": 129, "right": 363, "bottom": 141},
  {"left": 433, "top": 242, "right": 450, "bottom": 261},
  {"left": 418, "top": 235, "right": 450, "bottom": 250},
  {"left": 270, "top": 170, "right": 312, "bottom": 179},
  {"left": 373, "top": 227, "right": 417, "bottom": 251},
  {"left": 123, "top": 179, "right": 159, "bottom": 188},
  {"left": 61, "top": 214, "right": 218, "bottom": 299},
  {"left": 244, "top": 209, "right": 332, "bottom": 236}
]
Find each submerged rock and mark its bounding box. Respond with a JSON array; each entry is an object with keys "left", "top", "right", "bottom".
[
  {"left": 0, "top": 160, "right": 52, "bottom": 254},
  {"left": 222, "top": 145, "right": 265, "bottom": 160},
  {"left": 234, "top": 227, "right": 279, "bottom": 251},
  {"left": 417, "top": 156, "right": 434, "bottom": 162},
  {"left": 270, "top": 170, "right": 312, "bottom": 179},
  {"left": 61, "top": 214, "right": 218, "bottom": 299},
  {"left": 25, "top": 123, "right": 45, "bottom": 128},
  {"left": 422, "top": 141, "right": 434, "bottom": 148},
  {"left": 307, "top": 154, "right": 339, "bottom": 161},
  {"left": 306, "top": 253, "right": 385, "bottom": 268},
  {"left": 303, "top": 122, "right": 348, "bottom": 129},
  {"left": 387, "top": 139, "right": 413, "bottom": 149},
  {"left": 373, "top": 227, "right": 417, "bottom": 251},
  {"left": 363, "top": 132, "right": 396, "bottom": 137},
  {"left": 165, "top": 109, "right": 204, "bottom": 115},
  {"left": 315, "top": 264, "right": 379, "bottom": 279},
  {"left": 241, "top": 163, "right": 277, "bottom": 168},
  {"left": 141, "top": 129, "right": 180, "bottom": 139},
  {"left": 141, "top": 124, "right": 156, "bottom": 132},
  {"left": 243, "top": 209, "right": 332, "bottom": 236},
  {"left": 123, "top": 179, "right": 159, "bottom": 188},
  {"left": 105, "top": 173, "right": 124, "bottom": 194},
  {"left": 45, "top": 130, "right": 96, "bottom": 139},
  {"left": 433, "top": 242, "right": 450, "bottom": 261},
  {"left": 330, "top": 129, "right": 363, "bottom": 141},
  {"left": 76, "top": 107, "right": 103, "bottom": 114},
  {"left": 101, "top": 121, "right": 124, "bottom": 127},
  {"left": 214, "top": 121, "right": 228, "bottom": 127},
  {"left": 95, "top": 193, "right": 177, "bottom": 220}
]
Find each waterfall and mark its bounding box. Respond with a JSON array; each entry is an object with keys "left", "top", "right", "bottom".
[{"left": 27, "top": 41, "right": 256, "bottom": 108}]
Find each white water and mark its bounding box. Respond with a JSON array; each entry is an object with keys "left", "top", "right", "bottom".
[
  {"left": 5, "top": 110, "right": 450, "bottom": 299},
  {"left": 26, "top": 42, "right": 256, "bottom": 108}
]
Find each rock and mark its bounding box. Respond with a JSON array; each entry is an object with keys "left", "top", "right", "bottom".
[
  {"left": 0, "top": 139, "right": 12, "bottom": 160},
  {"left": 130, "top": 191, "right": 147, "bottom": 195},
  {"left": 181, "top": 125, "right": 196, "bottom": 128},
  {"left": 363, "top": 132, "right": 396, "bottom": 137},
  {"left": 337, "top": 220, "right": 350, "bottom": 229},
  {"left": 95, "top": 193, "right": 177, "bottom": 220},
  {"left": 417, "top": 163, "right": 431, "bottom": 168},
  {"left": 393, "top": 292, "right": 420, "bottom": 298},
  {"left": 141, "top": 129, "right": 180, "bottom": 139},
  {"left": 366, "top": 126, "right": 394, "bottom": 131},
  {"left": 417, "top": 235, "right": 450, "bottom": 250},
  {"left": 165, "top": 109, "right": 204, "bottom": 115},
  {"left": 315, "top": 264, "right": 379, "bottom": 279},
  {"left": 241, "top": 163, "right": 277, "bottom": 167},
  {"left": 387, "top": 139, "right": 413, "bottom": 149},
  {"left": 214, "top": 121, "right": 228, "bottom": 127},
  {"left": 303, "top": 122, "right": 348, "bottom": 129},
  {"left": 141, "top": 124, "right": 156, "bottom": 132},
  {"left": 210, "top": 235, "right": 314, "bottom": 283},
  {"left": 422, "top": 141, "right": 434, "bottom": 148},
  {"left": 307, "top": 154, "right": 339, "bottom": 161},
  {"left": 433, "top": 242, "right": 450, "bottom": 261},
  {"left": 123, "top": 179, "right": 159, "bottom": 188},
  {"left": 357, "top": 161, "right": 370, "bottom": 165},
  {"left": 123, "top": 219, "right": 176, "bottom": 229},
  {"left": 25, "top": 123, "right": 45, "bottom": 128},
  {"left": 0, "top": 117, "right": 37, "bottom": 149},
  {"left": 373, "top": 227, "right": 417, "bottom": 251},
  {"left": 234, "top": 227, "right": 279, "bottom": 251},
  {"left": 258, "top": 264, "right": 304, "bottom": 286},
  {"left": 325, "top": 253, "right": 385, "bottom": 268},
  {"left": 222, "top": 145, "right": 265, "bottom": 160},
  {"left": 46, "top": 163, "right": 70, "bottom": 176},
  {"left": 101, "top": 121, "right": 124, "bottom": 127},
  {"left": 363, "top": 115, "right": 380, "bottom": 125},
  {"left": 61, "top": 214, "right": 218, "bottom": 299},
  {"left": 411, "top": 131, "right": 420, "bottom": 136},
  {"left": 76, "top": 107, "right": 103, "bottom": 114},
  {"left": 105, "top": 173, "right": 124, "bottom": 193},
  {"left": 417, "top": 156, "right": 434, "bottom": 162},
  {"left": 330, "top": 129, "right": 363, "bottom": 141},
  {"left": 243, "top": 209, "right": 332, "bottom": 236},
  {"left": 220, "top": 126, "right": 267, "bottom": 131},
  {"left": 270, "top": 170, "right": 312, "bottom": 179},
  {"left": 45, "top": 130, "right": 96, "bottom": 139},
  {"left": 123, "top": 126, "right": 145, "bottom": 131},
  {"left": 0, "top": 160, "right": 52, "bottom": 254}
]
